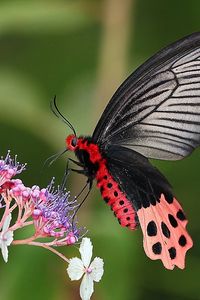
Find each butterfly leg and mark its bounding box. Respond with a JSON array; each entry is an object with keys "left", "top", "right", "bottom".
[
  {"left": 72, "top": 179, "right": 93, "bottom": 228},
  {"left": 60, "top": 160, "right": 71, "bottom": 190},
  {"left": 68, "top": 158, "right": 84, "bottom": 167},
  {"left": 67, "top": 158, "right": 87, "bottom": 175},
  {"left": 70, "top": 168, "right": 87, "bottom": 175}
]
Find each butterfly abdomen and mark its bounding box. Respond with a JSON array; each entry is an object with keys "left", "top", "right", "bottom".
[{"left": 73, "top": 137, "right": 138, "bottom": 230}]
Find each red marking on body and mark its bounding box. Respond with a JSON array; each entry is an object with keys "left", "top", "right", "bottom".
[
  {"left": 77, "top": 138, "right": 102, "bottom": 163},
  {"left": 137, "top": 194, "right": 193, "bottom": 269},
  {"left": 66, "top": 135, "right": 138, "bottom": 230}
]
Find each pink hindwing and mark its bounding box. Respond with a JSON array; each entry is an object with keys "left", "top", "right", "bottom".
[{"left": 137, "top": 194, "right": 193, "bottom": 269}]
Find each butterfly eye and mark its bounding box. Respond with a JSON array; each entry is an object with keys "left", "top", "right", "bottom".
[
  {"left": 66, "top": 135, "right": 78, "bottom": 151},
  {"left": 71, "top": 137, "right": 77, "bottom": 147}
]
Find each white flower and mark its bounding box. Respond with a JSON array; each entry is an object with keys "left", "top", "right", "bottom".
[
  {"left": 67, "top": 237, "right": 104, "bottom": 300},
  {"left": 0, "top": 213, "right": 14, "bottom": 262}
]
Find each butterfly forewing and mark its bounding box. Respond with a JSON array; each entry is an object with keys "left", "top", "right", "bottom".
[{"left": 92, "top": 32, "right": 200, "bottom": 160}]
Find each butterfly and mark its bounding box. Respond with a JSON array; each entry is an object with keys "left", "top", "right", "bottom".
[{"left": 57, "top": 32, "right": 200, "bottom": 269}]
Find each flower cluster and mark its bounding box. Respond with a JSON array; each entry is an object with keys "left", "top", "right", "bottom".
[
  {"left": 0, "top": 151, "right": 104, "bottom": 300},
  {"left": 31, "top": 182, "right": 78, "bottom": 244},
  {"left": 0, "top": 151, "right": 80, "bottom": 259}
]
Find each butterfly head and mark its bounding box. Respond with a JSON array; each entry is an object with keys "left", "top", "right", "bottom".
[{"left": 66, "top": 134, "right": 78, "bottom": 151}]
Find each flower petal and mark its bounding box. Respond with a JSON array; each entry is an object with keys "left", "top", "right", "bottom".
[
  {"left": 1, "top": 241, "right": 8, "bottom": 263},
  {"left": 80, "top": 273, "right": 94, "bottom": 300},
  {"left": 90, "top": 257, "right": 104, "bottom": 282},
  {"left": 2, "top": 213, "right": 12, "bottom": 232},
  {"left": 79, "top": 237, "right": 93, "bottom": 268},
  {"left": 5, "top": 231, "right": 14, "bottom": 246},
  {"left": 67, "top": 257, "right": 84, "bottom": 280}
]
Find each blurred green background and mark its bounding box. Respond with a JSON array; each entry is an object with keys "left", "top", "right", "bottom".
[{"left": 0, "top": 0, "right": 200, "bottom": 299}]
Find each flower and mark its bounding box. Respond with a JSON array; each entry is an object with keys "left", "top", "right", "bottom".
[
  {"left": 0, "top": 151, "right": 26, "bottom": 187},
  {"left": 0, "top": 213, "right": 14, "bottom": 262},
  {"left": 0, "top": 151, "right": 84, "bottom": 265},
  {"left": 67, "top": 237, "right": 104, "bottom": 300},
  {"left": 31, "top": 180, "right": 80, "bottom": 244}
]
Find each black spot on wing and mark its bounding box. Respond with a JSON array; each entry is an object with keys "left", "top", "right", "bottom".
[
  {"left": 141, "top": 196, "right": 150, "bottom": 208},
  {"left": 168, "top": 214, "right": 178, "bottom": 228},
  {"left": 176, "top": 209, "right": 186, "bottom": 221},
  {"left": 149, "top": 195, "right": 156, "bottom": 205},
  {"left": 147, "top": 221, "right": 157, "bottom": 236},
  {"left": 161, "top": 222, "right": 171, "bottom": 238},
  {"left": 152, "top": 242, "right": 162, "bottom": 254},
  {"left": 179, "top": 235, "right": 187, "bottom": 247},
  {"left": 164, "top": 193, "right": 174, "bottom": 203},
  {"left": 169, "top": 247, "right": 176, "bottom": 259}
]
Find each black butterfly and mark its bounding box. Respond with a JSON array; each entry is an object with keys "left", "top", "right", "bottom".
[{"left": 56, "top": 32, "right": 200, "bottom": 269}]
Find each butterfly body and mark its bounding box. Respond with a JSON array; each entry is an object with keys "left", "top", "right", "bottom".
[
  {"left": 63, "top": 32, "right": 200, "bottom": 269},
  {"left": 66, "top": 134, "right": 138, "bottom": 229}
]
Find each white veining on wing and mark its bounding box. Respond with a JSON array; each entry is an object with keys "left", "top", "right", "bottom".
[{"left": 111, "top": 46, "right": 200, "bottom": 160}]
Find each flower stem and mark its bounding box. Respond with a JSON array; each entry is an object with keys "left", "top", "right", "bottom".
[
  {"left": 29, "top": 242, "right": 70, "bottom": 263},
  {"left": 9, "top": 219, "right": 34, "bottom": 231},
  {"left": 12, "top": 235, "right": 36, "bottom": 244},
  {"left": 12, "top": 236, "right": 69, "bottom": 263},
  {"left": 12, "top": 239, "right": 70, "bottom": 263},
  {"left": 9, "top": 203, "right": 17, "bottom": 213}
]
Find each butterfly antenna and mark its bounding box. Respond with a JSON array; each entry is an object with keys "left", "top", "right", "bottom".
[
  {"left": 43, "top": 148, "right": 68, "bottom": 169},
  {"left": 51, "top": 95, "right": 77, "bottom": 137}
]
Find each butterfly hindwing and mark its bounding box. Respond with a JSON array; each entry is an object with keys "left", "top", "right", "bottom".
[
  {"left": 105, "top": 145, "right": 193, "bottom": 269},
  {"left": 93, "top": 32, "right": 200, "bottom": 161},
  {"left": 137, "top": 194, "right": 193, "bottom": 269}
]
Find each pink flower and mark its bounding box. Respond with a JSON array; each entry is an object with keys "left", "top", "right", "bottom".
[
  {"left": 0, "top": 151, "right": 83, "bottom": 260},
  {"left": 0, "top": 151, "right": 26, "bottom": 187}
]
